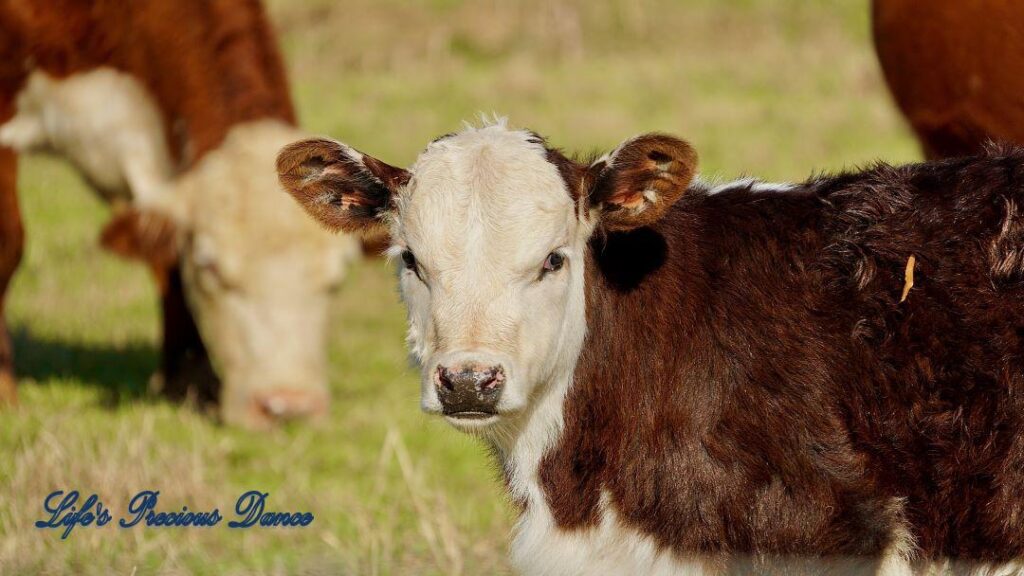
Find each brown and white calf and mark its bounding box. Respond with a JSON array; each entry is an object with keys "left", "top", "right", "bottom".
[
  {"left": 0, "top": 0, "right": 358, "bottom": 427},
  {"left": 279, "top": 120, "right": 1024, "bottom": 574}
]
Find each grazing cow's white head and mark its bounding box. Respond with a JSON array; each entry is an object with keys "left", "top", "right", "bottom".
[
  {"left": 0, "top": 69, "right": 359, "bottom": 428},
  {"left": 278, "top": 119, "right": 696, "bottom": 434},
  {"left": 104, "top": 121, "right": 361, "bottom": 427}
]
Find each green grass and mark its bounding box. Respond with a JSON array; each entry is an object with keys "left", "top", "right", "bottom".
[{"left": 0, "top": 1, "right": 918, "bottom": 574}]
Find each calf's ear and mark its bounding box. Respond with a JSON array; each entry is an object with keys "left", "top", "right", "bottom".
[
  {"left": 276, "top": 138, "right": 410, "bottom": 233},
  {"left": 587, "top": 133, "right": 697, "bottom": 231}
]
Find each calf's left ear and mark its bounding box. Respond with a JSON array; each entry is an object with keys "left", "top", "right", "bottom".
[
  {"left": 276, "top": 138, "right": 410, "bottom": 233},
  {"left": 587, "top": 134, "right": 697, "bottom": 231}
]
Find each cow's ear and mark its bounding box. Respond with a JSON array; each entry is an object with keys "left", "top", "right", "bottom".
[
  {"left": 276, "top": 138, "right": 409, "bottom": 233},
  {"left": 586, "top": 134, "right": 697, "bottom": 231},
  {"left": 99, "top": 207, "right": 180, "bottom": 271}
]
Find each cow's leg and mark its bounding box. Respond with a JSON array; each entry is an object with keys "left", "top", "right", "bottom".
[
  {"left": 154, "top": 265, "right": 218, "bottom": 404},
  {"left": 100, "top": 208, "right": 219, "bottom": 404},
  {"left": 0, "top": 145, "right": 22, "bottom": 405}
]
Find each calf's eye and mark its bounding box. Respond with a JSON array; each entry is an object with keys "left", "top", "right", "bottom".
[
  {"left": 401, "top": 250, "right": 417, "bottom": 271},
  {"left": 542, "top": 251, "right": 565, "bottom": 275}
]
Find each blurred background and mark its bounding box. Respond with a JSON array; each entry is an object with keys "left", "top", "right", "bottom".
[{"left": 0, "top": 0, "right": 918, "bottom": 574}]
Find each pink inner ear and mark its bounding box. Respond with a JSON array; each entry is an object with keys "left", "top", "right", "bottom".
[
  {"left": 336, "top": 187, "right": 377, "bottom": 209},
  {"left": 609, "top": 189, "right": 647, "bottom": 209},
  {"left": 295, "top": 155, "right": 352, "bottom": 184},
  {"left": 589, "top": 134, "right": 697, "bottom": 231},
  {"left": 320, "top": 162, "right": 351, "bottom": 179}
]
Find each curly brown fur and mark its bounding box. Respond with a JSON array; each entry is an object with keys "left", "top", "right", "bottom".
[{"left": 540, "top": 147, "right": 1024, "bottom": 564}]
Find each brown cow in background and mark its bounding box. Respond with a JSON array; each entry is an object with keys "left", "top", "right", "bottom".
[
  {"left": 873, "top": 0, "right": 1024, "bottom": 159},
  {"left": 0, "top": 0, "right": 359, "bottom": 428}
]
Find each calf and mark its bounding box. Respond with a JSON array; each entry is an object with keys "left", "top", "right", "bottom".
[
  {"left": 279, "top": 120, "right": 1024, "bottom": 574},
  {"left": 0, "top": 0, "right": 357, "bottom": 427},
  {"left": 873, "top": 0, "right": 1024, "bottom": 159}
]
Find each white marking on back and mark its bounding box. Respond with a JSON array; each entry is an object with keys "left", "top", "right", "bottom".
[
  {"left": 0, "top": 68, "right": 174, "bottom": 205},
  {"left": 702, "top": 176, "right": 796, "bottom": 195}
]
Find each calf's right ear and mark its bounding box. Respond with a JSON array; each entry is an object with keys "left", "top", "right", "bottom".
[
  {"left": 276, "top": 138, "right": 410, "bottom": 233},
  {"left": 587, "top": 134, "right": 697, "bottom": 232}
]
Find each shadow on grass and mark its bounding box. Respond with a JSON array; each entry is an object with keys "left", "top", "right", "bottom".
[{"left": 10, "top": 328, "right": 157, "bottom": 407}]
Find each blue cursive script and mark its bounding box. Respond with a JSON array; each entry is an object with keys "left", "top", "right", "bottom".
[
  {"left": 228, "top": 491, "right": 314, "bottom": 528},
  {"left": 119, "top": 490, "right": 223, "bottom": 528},
  {"left": 35, "top": 490, "right": 112, "bottom": 539},
  {"left": 37, "top": 490, "right": 314, "bottom": 538}
]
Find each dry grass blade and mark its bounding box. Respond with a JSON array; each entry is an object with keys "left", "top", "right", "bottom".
[
  {"left": 382, "top": 426, "right": 465, "bottom": 576},
  {"left": 901, "top": 255, "right": 915, "bottom": 303}
]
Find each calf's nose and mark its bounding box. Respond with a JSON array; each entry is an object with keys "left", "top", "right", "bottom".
[{"left": 436, "top": 364, "right": 504, "bottom": 416}]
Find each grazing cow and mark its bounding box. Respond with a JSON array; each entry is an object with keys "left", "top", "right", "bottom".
[
  {"left": 0, "top": 0, "right": 358, "bottom": 427},
  {"left": 279, "top": 120, "right": 1024, "bottom": 574},
  {"left": 873, "top": 0, "right": 1024, "bottom": 159}
]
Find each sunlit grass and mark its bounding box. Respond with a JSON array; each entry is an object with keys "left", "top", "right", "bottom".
[{"left": 0, "top": 0, "right": 917, "bottom": 574}]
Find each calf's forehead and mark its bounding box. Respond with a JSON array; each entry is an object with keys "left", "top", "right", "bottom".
[{"left": 398, "top": 129, "right": 577, "bottom": 260}]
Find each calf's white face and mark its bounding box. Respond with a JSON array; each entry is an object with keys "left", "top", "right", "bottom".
[
  {"left": 396, "top": 128, "right": 591, "bottom": 430},
  {"left": 278, "top": 120, "right": 696, "bottom": 434}
]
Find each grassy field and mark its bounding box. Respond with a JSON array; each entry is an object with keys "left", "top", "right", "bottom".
[{"left": 0, "top": 1, "right": 919, "bottom": 574}]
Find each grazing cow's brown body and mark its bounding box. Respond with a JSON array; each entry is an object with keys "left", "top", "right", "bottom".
[
  {"left": 873, "top": 0, "right": 1024, "bottom": 159},
  {"left": 282, "top": 122, "right": 1024, "bottom": 574},
  {"left": 0, "top": 0, "right": 353, "bottom": 427},
  {"left": 0, "top": 127, "right": 17, "bottom": 404}
]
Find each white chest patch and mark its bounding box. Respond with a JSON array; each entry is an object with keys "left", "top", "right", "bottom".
[
  {"left": 511, "top": 486, "right": 1022, "bottom": 575},
  {"left": 498, "top": 368, "right": 713, "bottom": 576},
  {"left": 512, "top": 490, "right": 715, "bottom": 576},
  {"left": 0, "top": 67, "right": 174, "bottom": 204}
]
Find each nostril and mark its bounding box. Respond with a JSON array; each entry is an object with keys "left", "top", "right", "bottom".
[
  {"left": 479, "top": 367, "right": 504, "bottom": 392},
  {"left": 478, "top": 374, "right": 497, "bottom": 391},
  {"left": 437, "top": 366, "right": 455, "bottom": 391}
]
